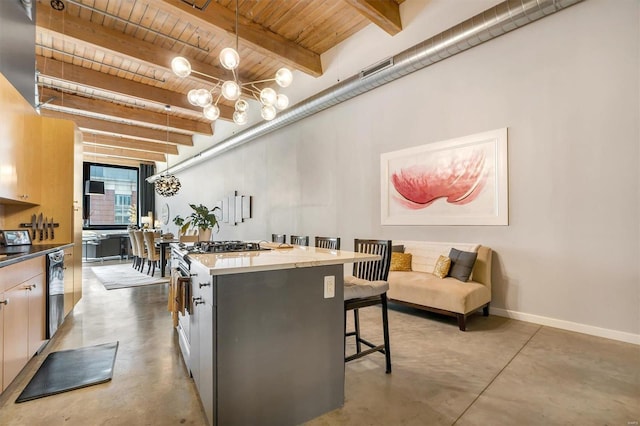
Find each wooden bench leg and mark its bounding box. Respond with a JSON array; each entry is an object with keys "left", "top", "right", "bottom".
[{"left": 456, "top": 313, "right": 466, "bottom": 331}]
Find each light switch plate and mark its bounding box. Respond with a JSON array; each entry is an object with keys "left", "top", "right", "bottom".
[{"left": 324, "top": 276, "right": 335, "bottom": 298}]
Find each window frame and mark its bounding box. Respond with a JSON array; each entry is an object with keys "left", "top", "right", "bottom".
[{"left": 82, "top": 162, "right": 139, "bottom": 230}]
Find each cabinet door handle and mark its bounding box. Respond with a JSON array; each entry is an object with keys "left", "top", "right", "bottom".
[
  {"left": 193, "top": 297, "right": 204, "bottom": 306},
  {"left": 199, "top": 282, "right": 210, "bottom": 288},
  {"left": 0, "top": 299, "right": 8, "bottom": 305}
]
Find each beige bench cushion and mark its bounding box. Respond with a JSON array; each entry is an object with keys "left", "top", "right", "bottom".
[
  {"left": 344, "top": 275, "right": 389, "bottom": 300},
  {"left": 387, "top": 271, "right": 490, "bottom": 314}
]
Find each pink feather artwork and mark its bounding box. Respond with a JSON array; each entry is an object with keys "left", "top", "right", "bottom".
[{"left": 391, "top": 149, "right": 489, "bottom": 210}]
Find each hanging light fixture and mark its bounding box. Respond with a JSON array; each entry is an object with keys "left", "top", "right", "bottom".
[
  {"left": 154, "top": 105, "right": 181, "bottom": 197},
  {"left": 170, "top": 0, "right": 293, "bottom": 126}
]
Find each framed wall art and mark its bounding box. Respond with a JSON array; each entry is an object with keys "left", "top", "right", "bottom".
[{"left": 381, "top": 128, "right": 508, "bottom": 226}]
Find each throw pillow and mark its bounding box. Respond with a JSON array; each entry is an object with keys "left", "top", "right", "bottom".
[
  {"left": 390, "top": 252, "right": 412, "bottom": 271},
  {"left": 448, "top": 248, "right": 478, "bottom": 282},
  {"left": 432, "top": 255, "right": 451, "bottom": 278},
  {"left": 392, "top": 245, "right": 405, "bottom": 253}
]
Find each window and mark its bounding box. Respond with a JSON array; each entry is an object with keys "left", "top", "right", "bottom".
[{"left": 83, "top": 163, "right": 138, "bottom": 229}]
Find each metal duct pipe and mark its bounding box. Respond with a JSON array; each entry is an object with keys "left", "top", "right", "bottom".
[{"left": 149, "top": 0, "right": 583, "bottom": 182}]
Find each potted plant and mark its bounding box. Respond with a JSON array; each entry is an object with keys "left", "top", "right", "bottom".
[{"left": 177, "top": 204, "right": 220, "bottom": 241}]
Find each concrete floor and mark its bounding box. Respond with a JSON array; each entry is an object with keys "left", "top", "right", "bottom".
[{"left": 0, "top": 260, "right": 638, "bottom": 425}]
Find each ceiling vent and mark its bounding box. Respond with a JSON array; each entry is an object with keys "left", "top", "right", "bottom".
[{"left": 360, "top": 58, "right": 394, "bottom": 79}]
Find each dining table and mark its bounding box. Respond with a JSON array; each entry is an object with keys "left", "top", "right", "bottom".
[{"left": 155, "top": 238, "right": 179, "bottom": 277}]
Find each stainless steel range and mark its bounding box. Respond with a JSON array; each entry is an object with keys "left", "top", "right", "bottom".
[{"left": 185, "top": 240, "right": 268, "bottom": 254}]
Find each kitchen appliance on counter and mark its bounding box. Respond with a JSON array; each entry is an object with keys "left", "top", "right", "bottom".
[
  {"left": 182, "top": 240, "right": 269, "bottom": 255},
  {"left": 46, "top": 250, "right": 65, "bottom": 338}
]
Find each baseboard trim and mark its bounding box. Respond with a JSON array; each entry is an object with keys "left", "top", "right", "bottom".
[{"left": 490, "top": 307, "right": 640, "bottom": 345}]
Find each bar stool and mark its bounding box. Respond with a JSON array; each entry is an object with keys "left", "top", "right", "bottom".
[
  {"left": 315, "top": 236, "right": 341, "bottom": 250},
  {"left": 290, "top": 235, "right": 309, "bottom": 246},
  {"left": 271, "top": 234, "right": 286, "bottom": 243},
  {"left": 344, "top": 239, "right": 392, "bottom": 373}
]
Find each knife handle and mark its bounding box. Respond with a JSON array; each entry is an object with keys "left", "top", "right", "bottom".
[{"left": 40, "top": 228, "right": 43, "bottom": 241}]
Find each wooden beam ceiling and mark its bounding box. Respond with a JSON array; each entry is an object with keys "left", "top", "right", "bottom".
[
  {"left": 344, "top": 0, "right": 402, "bottom": 36},
  {"left": 84, "top": 144, "right": 166, "bottom": 162},
  {"left": 81, "top": 133, "right": 179, "bottom": 155},
  {"left": 40, "top": 109, "right": 194, "bottom": 146},
  {"left": 39, "top": 87, "right": 213, "bottom": 135},
  {"left": 36, "top": 56, "right": 235, "bottom": 122},
  {"left": 158, "top": 0, "right": 323, "bottom": 77}
]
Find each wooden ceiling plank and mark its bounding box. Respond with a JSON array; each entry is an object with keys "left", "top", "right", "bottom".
[
  {"left": 342, "top": 0, "right": 402, "bottom": 36},
  {"left": 85, "top": 144, "right": 166, "bottom": 162},
  {"left": 40, "top": 87, "right": 213, "bottom": 135},
  {"left": 36, "top": 4, "right": 235, "bottom": 84},
  {"left": 40, "top": 109, "right": 193, "bottom": 146},
  {"left": 36, "top": 56, "right": 234, "bottom": 121},
  {"left": 157, "top": 0, "right": 323, "bottom": 77},
  {"left": 81, "top": 132, "right": 180, "bottom": 155}
]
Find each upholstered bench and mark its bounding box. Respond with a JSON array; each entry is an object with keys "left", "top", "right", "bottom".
[{"left": 387, "top": 241, "right": 492, "bottom": 331}]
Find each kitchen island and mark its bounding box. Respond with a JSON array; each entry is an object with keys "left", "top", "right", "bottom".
[{"left": 181, "top": 244, "right": 378, "bottom": 426}]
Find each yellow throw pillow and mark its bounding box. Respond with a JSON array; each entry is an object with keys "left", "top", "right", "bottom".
[
  {"left": 433, "top": 255, "right": 451, "bottom": 278},
  {"left": 390, "top": 252, "right": 412, "bottom": 271}
]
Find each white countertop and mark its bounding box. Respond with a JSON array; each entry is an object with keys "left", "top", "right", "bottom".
[{"left": 187, "top": 244, "right": 379, "bottom": 276}]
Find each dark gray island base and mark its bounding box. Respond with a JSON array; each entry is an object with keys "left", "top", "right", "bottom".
[{"left": 189, "top": 261, "right": 346, "bottom": 426}]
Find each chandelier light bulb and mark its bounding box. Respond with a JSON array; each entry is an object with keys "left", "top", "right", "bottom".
[
  {"left": 195, "top": 89, "right": 213, "bottom": 107},
  {"left": 235, "top": 99, "right": 248, "bottom": 112},
  {"left": 233, "top": 110, "right": 248, "bottom": 125},
  {"left": 275, "top": 94, "right": 289, "bottom": 110},
  {"left": 171, "top": 57, "right": 192, "bottom": 78},
  {"left": 203, "top": 104, "right": 220, "bottom": 120},
  {"left": 275, "top": 68, "right": 293, "bottom": 87},
  {"left": 260, "top": 87, "right": 277, "bottom": 106},
  {"left": 219, "top": 47, "right": 240, "bottom": 70},
  {"left": 187, "top": 89, "right": 199, "bottom": 106},
  {"left": 261, "top": 105, "right": 277, "bottom": 121},
  {"left": 221, "top": 80, "right": 241, "bottom": 101}
]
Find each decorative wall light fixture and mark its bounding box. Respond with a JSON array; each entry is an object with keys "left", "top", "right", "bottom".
[
  {"left": 170, "top": 0, "right": 292, "bottom": 125},
  {"left": 154, "top": 105, "right": 181, "bottom": 197}
]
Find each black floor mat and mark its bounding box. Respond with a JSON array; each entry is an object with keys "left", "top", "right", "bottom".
[{"left": 16, "top": 342, "right": 119, "bottom": 403}]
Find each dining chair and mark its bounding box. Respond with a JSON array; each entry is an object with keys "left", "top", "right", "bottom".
[
  {"left": 314, "top": 236, "right": 341, "bottom": 250},
  {"left": 290, "top": 235, "right": 309, "bottom": 246},
  {"left": 132, "top": 230, "right": 147, "bottom": 272},
  {"left": 127, "top": 229, "right": 139, "bottom": 269},
  {"left": 271, "top": 234, "right": 286, "bottom": 244},
  {"left": 344, "top": 239, "right": 393, "bottom": 373},
  {"left": 143, "top": 231, "right": 161, "bottom": 276}
]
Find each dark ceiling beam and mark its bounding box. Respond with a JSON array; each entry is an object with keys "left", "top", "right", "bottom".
[
  {"left": 158, "top": 0, "right": 323, "bottom": 77},
  {"left": 343, "top": 0, "right": 402, "bottom": 36}
]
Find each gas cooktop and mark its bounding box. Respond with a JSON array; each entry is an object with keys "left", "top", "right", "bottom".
[{"left": 184, "top": 241, "right": 269, "bottom": 254}]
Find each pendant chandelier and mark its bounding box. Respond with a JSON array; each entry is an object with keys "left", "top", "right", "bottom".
[
  {"left": 154, "top": 105, "right": 181, "bottom": 197},
  {"left": 170, "top": 0, "right": 293, "bottom": 125}
]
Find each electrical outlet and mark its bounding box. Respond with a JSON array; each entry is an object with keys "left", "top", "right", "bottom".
[{"left": 324, "top": 275, "right": 335, "bottom": 298}]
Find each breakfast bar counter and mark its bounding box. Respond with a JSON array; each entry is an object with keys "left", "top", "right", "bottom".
[{"left": 182, "top": 245, "right": 378, "bottom": 426}]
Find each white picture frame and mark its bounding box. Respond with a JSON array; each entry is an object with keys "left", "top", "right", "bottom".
[{"left": 380, "top": 128, "right": 508, "bottom": 226}]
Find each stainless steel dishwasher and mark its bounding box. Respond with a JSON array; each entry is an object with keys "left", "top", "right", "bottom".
[{"left": 47, "top": 250, "right": 65, "bottom": 338}]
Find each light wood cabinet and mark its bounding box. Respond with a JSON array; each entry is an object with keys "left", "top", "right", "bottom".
[
  {"left": 0, "top": 73, "right": 41, "bottom": 204},
  {"left": 3, "top": 283, "right": 29, "bottom": 391},
  {"left": 0, "top": 291, "right": 5, "bottom": 392},
  {"left": 0, "top": 256, "right": 45, "bottom": 391}
]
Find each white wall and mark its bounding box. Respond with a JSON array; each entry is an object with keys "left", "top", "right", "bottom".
[{"left": 160, "top": 0, "right": 639, "bottom": 343}]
